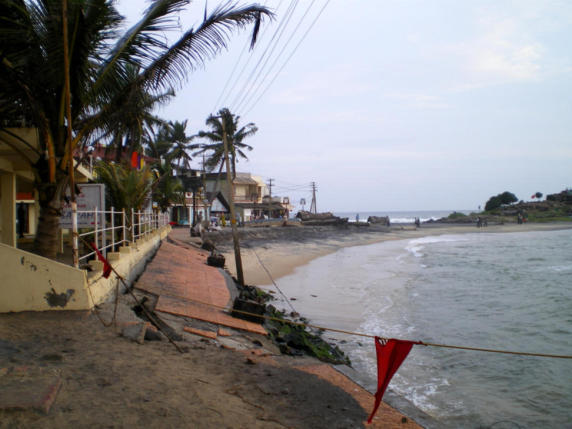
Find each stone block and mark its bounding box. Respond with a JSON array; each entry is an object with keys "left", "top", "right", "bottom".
[{"left": 106, "top": 252, "right": 121, "bottom": 261}]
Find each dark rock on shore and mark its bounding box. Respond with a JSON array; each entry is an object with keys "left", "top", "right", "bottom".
[
  {"left": 296, "top": 211, "right": 348, "bottom": 226},
  {"left": 367, "top": 215, "right": 390, "bottom": 225}
]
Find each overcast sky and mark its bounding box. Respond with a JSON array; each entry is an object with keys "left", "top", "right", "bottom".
[{"left": 118, "top": 1, "right": 572, "bottom": 213}]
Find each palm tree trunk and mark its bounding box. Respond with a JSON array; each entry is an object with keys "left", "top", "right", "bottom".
[
  {"left": 208, "top": 162, "right": 225, "bottom": 203},
  {"left": 33, "top": 180, "right": 67, "bottom": 259}
]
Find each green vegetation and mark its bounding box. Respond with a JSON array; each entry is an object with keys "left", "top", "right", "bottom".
[
  {"left": 194, "top": 108, "right": 258, "bottom": 179},
  {"left": 447, "top": 212, "right": 469, "bottom": 220},
  {"left": 264, "top": 306, "right": 350, "bottom": 365},
  {"left": 480, "top": 190, "right": 572, "bottom": 223},
  {"left": 485, "top": 191, "right": 518, "bottom": 211},
  {"left": 0, "top": 0, "right": 270, "bottom": 259},
  {"left": 234, "top": 282, "right": 349, "bottom": 364}
]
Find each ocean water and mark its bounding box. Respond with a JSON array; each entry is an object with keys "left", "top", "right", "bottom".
[
  {"left": 269, "top": 228, "right": 572, "bottom": 428},
  {"left": 335, "top": 210, "right": 472, "bottom": 224}
]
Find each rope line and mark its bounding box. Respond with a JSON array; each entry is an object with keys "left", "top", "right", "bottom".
[
  {"left": 78, "top": 234, "right": 572, "bottom": 359},
  {"left": 243, "top": 244, "right": 297, "bottom": 313},
  {"left": 146, "top": 287, "right": 572, "bottom": 360}
]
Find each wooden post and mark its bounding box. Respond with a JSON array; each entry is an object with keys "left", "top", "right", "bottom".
[{"left": 221, "top": 118, "right": 245, "bottom": 286}]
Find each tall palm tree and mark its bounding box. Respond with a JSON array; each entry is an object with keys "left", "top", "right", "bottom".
[
  {"left": 195, "top": 107, "right": 258, "bottom": 179},
  {"left": 0, "top": 0, "right": 271, "bottom": 259}
]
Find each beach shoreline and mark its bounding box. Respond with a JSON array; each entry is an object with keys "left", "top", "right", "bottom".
[
  {"left": 214, "top": 221, "right": 572, "bottom": 427},
  {"left": 216, "top": 222, "right": 572, "bottom": 286}
]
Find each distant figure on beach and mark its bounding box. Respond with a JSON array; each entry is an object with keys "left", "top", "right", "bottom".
[
  {"left": 414, "top": 217, "right": 420, "bottom": 228},
  {"left": 476, "top": 217, "right": 482, "bottom": 228},
  {"left": 356, "top": 213, "right": 360, "bottom": 223}
]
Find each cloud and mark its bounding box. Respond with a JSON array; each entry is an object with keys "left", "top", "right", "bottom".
[{"left": 470, "top": 16, "right": 543, "bottom": 80}]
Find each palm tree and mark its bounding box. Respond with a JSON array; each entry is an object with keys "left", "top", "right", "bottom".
[
  {"left": 104, "top": 64, "right": 174, "bottom": 162},
  {"left": 95, "top": 161, "right": 156, "bottom": 241},
  {"left": 95, "top": 162, "right": 155, "bottom": 217},
  {"left": 0, "top": 0, "right": 271, "bottom": 259},
  {"left": 148, "top": 120, "right": 197, "bottom": 171},
  {"left": 195, "top": 108, "right": 258, "bottom": 179}
]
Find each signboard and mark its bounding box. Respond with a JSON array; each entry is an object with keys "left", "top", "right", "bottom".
[{"left": 60, "top": 183, "right": 105, "bottom": 228}]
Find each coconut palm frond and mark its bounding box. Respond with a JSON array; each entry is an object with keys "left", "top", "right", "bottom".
[{"left": 141, "top": 4, "right": 272, "bottom": 91}]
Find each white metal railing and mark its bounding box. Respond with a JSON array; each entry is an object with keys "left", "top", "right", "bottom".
[{"left": 76, "top": 207, "right": 169, "bottom": 266}]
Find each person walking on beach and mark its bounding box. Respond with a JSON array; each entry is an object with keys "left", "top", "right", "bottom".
[{"left": 356, "top": 213, "right": 360, "bottom": 223}]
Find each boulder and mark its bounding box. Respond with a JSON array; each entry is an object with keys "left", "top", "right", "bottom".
[{"left": 367, "top": 215, "right": 390, "bottom": 225}]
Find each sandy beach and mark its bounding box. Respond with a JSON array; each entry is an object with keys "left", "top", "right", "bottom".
[{"left": 217, "top": 222, "right": 572, "bottom": 286}]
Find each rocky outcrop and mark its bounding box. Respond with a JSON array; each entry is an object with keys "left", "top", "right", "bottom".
[
  {"left": 295, "top": 211, "right": 348, "bottom": 226},
  {"left": 367, "top": 215, "right": 390, "bottom": 226},
  {"left": 546, "top": 190, "right": 572, "bottom": 204}
]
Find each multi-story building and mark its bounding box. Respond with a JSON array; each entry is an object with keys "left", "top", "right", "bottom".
[{"left": 204, "top": 172, "right": 289, "bottom": 221}]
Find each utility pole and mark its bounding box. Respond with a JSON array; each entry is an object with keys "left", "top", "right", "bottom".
[
  {"left": 309, "top": 181, "right": 317, "bottom": 214},
  {"left": 221, "top": 118, "right": 245, "bottom": 286},
  {"left": 267, "top": 178, "right": 274, "bottom": 218}
]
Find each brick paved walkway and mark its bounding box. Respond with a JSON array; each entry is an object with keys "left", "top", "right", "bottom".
[{"left": 136, "top": 239, "right": 266, "bottom": 336}]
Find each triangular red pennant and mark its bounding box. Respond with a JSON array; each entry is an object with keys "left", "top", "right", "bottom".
[
  {"left": 93, "top": 244, "right": 112, "bottom": 278},
  {"left": 368, "top": 337, "right": 418, "bottom": 423}
]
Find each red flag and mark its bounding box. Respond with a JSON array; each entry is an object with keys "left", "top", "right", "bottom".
[
  {"left": 93, "top": 244, "right": 112, "bottom": 278},
  {"left": 368, "top": 337, "right": 419, "bottom": 423},
  {"left": 131, "top": 151, "right": 139, "bottom": 169},
  {"left": 531, "top": 194, "right": 536, "bottom": 199}
]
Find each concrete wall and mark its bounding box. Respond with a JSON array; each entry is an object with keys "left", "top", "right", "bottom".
[
  {"left": 0, "top": 241, "right": 90, "bottom": 311},
  {"left": 85, "top": 226, "right": 171, "bottom": 307},
  {"left": 0, "top": 225, "right": 171, "bottom": 312}
]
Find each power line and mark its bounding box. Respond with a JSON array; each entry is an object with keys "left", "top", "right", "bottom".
[
  {"left": 235, "top": 0, "right": 319, "bottom": 113},
  {"left": 233, "top": 0, "right": 313, "bottom": 113},
  {"left": 213, "top": 0, "right": 287, "bottom": 113},
  {"left": 243, "top": 0, "right": 331, "bottom": 116},
  {"left": 228, "top": 0, "right": 299, "bottom": 110}
]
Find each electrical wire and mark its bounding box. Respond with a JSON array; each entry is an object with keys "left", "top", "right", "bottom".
[
  {"left": 211, "top": 0, "right": 283, "bottom": 113},
  {"left": 228, "top": 0, "right": 299, "bottom": 110},
  {"left": 235, "top": 0, "right": 318, "bottom": 113},
  {"left": 243, "top": 0, "right": 331, "bottom": 116},
  {"left": 232, "top": 0, "right": 311, "bottom": 113}
]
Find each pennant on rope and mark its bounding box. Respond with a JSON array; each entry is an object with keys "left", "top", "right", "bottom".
[
  {"left": 93, "top": 244, "right": 112, "bottom": 278},
  {"left": 368, "top": 337, "right": 420, "bottom": 423}
]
